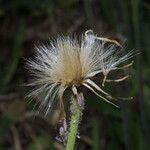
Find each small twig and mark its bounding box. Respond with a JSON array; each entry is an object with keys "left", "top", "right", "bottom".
[
  {"left": 54, "top": 142, "right": 65, "bottom": 150},
  {"left": 80, "top": 135, "right": 92, "bottom": 145},
  {"left": 10, "top": 125, "right": 22, "bottom": 150},
  {"left": 23, "top": 122, "right": 43, "bottom": 150}
]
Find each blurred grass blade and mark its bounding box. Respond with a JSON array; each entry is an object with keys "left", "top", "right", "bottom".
[
  {"left": 118, "top": 0, "right": 131, "bottom": 36},
  {"left": 120, "top": 103, "right": 132, "bottom": 150},
  {"left": 0, "top": 19, "right": 25, "bottom": 90},
  {"left": 100, "top": 0, "right": 117, "bottom": 30},
  {"left": 91, "top": 118, "right": 100, "bottom": 150},
  {"left": 131, "top": 0, "right": 150, "bottom": 145},
  {"left": 83, "top": 0, "right": 95, "bottom": 28}
]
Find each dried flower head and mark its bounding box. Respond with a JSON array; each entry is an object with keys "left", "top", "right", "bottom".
[{"left": 27, "top": 30, "right": 135, "bottom": 116}]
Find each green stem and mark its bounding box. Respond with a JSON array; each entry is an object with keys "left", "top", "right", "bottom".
[{"left": 66, "top": 95, "right": 82, "bottom": 150}]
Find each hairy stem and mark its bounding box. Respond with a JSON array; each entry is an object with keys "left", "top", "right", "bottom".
[{"left": 66, "top": 95, "right": 82, "bottom": 150}]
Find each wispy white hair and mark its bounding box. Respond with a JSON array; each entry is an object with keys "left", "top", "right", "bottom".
[{"left": 26, "top": 30, "right": 136, "bottom": 116}]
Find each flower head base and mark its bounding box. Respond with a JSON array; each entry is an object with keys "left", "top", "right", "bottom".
[{"left": 27, "top": 30, "right": 135, "bottom": 116}]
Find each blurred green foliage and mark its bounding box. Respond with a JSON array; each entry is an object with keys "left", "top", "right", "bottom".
[{"left": 0, "top": 0, "right": 150, "bottom": 149}]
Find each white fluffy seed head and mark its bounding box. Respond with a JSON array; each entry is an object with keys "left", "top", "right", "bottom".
[{"left": 27, "top": 30, "right": 136, "bottom": 116}]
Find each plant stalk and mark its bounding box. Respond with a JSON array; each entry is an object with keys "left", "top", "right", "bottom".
[{"left": 66, "top": 95, "right": 82, "bottom": 150}]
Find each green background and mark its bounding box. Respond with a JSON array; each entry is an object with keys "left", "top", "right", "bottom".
[{"left": 0, "top": 0, "right": 149, "bottom": 149}]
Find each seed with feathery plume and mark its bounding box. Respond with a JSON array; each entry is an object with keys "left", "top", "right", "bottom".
[{"left": 26, "top": 30, "right": 136, "bottom": 116}]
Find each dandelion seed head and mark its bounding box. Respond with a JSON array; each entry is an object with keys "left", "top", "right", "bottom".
[{"left": 27, "top": 30, "right": 135, "bottom": 116}]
